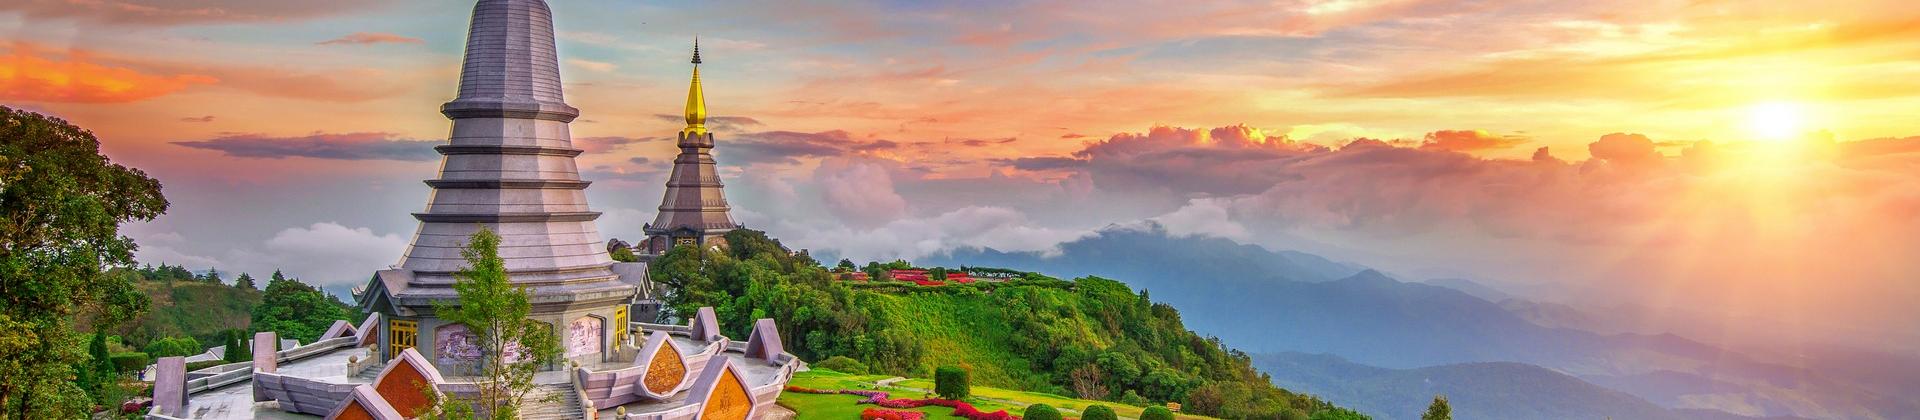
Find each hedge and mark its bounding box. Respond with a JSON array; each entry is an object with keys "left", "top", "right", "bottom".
[
  {"left": 109, "top": 353, "right": 150, "bottom": 373},
  {"left": 934, "top": 365, "right": 971, "bottom": 400}
]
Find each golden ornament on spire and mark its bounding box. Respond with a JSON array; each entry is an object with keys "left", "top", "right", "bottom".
[{"left": 683, "top": 38, "right": 707, "bottom": 136}]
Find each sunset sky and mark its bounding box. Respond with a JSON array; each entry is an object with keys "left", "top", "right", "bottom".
[{"left": 5, "top": 1, "right": 1919, "bottom": 350}]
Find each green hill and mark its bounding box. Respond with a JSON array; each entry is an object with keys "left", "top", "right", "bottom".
[
  {"left": 652, "top": 229, "right": 1361, "bottom": 419},
  {"left": 102, "top": 267, "right": 260, "bottom": 348}
]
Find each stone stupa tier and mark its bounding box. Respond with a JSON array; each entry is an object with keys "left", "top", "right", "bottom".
[{"left": 359, "top": 0, "right": 641, "bottom": 368}]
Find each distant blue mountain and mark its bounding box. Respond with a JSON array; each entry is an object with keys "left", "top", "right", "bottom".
[
  {"left": 925, "top": 226, "right": 1917, "bottom": 419},
  {"left": 1255, "top": 352, "right": 1698, "bottom": 420}
]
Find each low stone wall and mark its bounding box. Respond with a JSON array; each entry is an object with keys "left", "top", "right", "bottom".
[
  {"left": 238, "top": 336, "right": 362, "bottom": 415},
  {"left": 184, "top": 363, "right": 252, "bottom": 395},
  {"left": 252, "top": 372, "right": 359, "bottom": 416}
]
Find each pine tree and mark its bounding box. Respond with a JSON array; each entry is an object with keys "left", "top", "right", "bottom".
[
  {"left": 203, "top": 268, "right": 223, "bottom": 284},
  {"left": 1421, "top": 395, "right": 1452, "bottom": 420},
  {"left": 234, "top": 273, "right": 256, "bottom": 290}
]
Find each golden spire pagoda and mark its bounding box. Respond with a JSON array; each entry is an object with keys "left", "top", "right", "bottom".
[{"left": 682, "top": 38, "right": 707, "bottom": 136}]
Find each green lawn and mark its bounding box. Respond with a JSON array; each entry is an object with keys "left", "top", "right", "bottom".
[{"left": 781, "top": 370, "right": 1212, "bottom": 419}]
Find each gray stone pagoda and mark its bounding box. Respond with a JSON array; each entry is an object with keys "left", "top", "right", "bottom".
[
  {"left": 356, "top": 0, "right": 644, "bottom": 371},
  {"left": 639, "top": 41, "right": 740, "bottom": 256}
]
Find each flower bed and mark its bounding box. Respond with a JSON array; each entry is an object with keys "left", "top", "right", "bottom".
[{"left": 862, "top": 407, "right": 930, "bottom": 420}]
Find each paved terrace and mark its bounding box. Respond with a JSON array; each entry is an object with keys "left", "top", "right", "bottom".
[{"left": 149, "top": 313, "right": 802, "bottom": 420}]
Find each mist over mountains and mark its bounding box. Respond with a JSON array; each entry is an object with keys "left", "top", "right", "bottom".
[{"left": 923, "top": 225, "right": 1920, "bottom": 420}]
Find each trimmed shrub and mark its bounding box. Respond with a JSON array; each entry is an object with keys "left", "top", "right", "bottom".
[
  {"left": 934, "top": 365, "right": 971, "bottom": 400},
  {"left": 1141, "top": 406, "right": 1176, "bottom": 420},
  {"left": 1082, "top": 405, "right": 1118, "bottom": 420},
  {"left": 1023, "top": 404, "right": 1062, "bottom": 420},
  {"left": 815, "top": 355, "right": 869, "bottom": 374},
  {"left": 109, "top": 352, "right": 150, "bottom": 373}
]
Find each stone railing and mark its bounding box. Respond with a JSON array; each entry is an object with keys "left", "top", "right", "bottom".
[
  {"left": 576, "top": 337, "right": 728, "bottom": 408},
  {"left": 571, "top": 363, "right": 598, "bottom": 420},
  {"left": 346, "top": 351, "right": 382, "bottom": 378},
  {"left": 183, "top": 362, "right": 252, "bottom": 395}
]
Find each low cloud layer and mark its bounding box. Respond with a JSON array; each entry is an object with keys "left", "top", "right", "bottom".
[
  {"left": 318, "top": 32, "right": 423, "bottom": 46},
  {"left": 172, "top": 132, "right": 440, "bottom": 161},
  {"left": 716, "top": 130, "right": 898, "bottom": 166}
]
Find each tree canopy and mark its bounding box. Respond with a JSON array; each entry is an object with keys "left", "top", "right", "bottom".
[
  {"left": 251, "top": 270, "right": 355, "bottom": 344},
  {"left": 0, "top": 106, "right": 166, "bottom": 419}
]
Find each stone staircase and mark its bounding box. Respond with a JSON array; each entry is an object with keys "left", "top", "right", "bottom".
[{"left": 519, "top": 384, "right": 586, "bottom": 420}]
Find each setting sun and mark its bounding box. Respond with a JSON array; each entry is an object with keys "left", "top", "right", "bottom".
[{"left": 1745, "top": 101, "right": 1806, "bottom": 142}]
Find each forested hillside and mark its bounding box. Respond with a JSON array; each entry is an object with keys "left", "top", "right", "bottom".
[{"left": 651, "top": 229, "right": 1363, "bottom": 419}]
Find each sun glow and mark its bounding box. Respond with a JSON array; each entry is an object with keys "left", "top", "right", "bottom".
[{"left": 1745, "top": 101, "right": 1806, "bottom": 142}]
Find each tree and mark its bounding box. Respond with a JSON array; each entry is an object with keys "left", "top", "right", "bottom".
[
  {"left": 934, "top": 365, "right": 971, "bottom": 400},
  {"left": 1140, "top": 406, "right": 1176, "bottom": 420},
  {"left": 252, "top": 271, "right": 354, "bottom": 343},
  {"left": 222, "top": 329, "right": 251, "bottom": 363},
  {"left": 1310, "top": 408, "right": 1373, "bottom": 420},
  {"left": 143, "top": 337, "right": 202, "bottom": 358},
  {"left": 1023, "top": 404, "right": 1062, "bottom": 420},
  {"left": 1421, "top": 395, "right": 1451, "bottom": 420},
  {"left": 609, "top": 246, "right": 638, "bottom": 263},
  {"left": 836, "top": 259, "right": 856, "bottom": 270},
  {"left": 1069, "top": 364, "right": 1109, "bottom": 400},
  {"left": 234, "top": 273, "right": 257, "bottom": 290},
  {"left": 76, "top": 332, "right": 114, "bottom": 405},
  {"left": 1081, "top": 405, "right": 1117, "bottom": 420},
  {"left": 202, "top": 268, "right": 223, "bottom": 284},
  {"left": 426, "top": 228, "right": 562, "bottom": 420},
  {"left": 0, "top": 106, "right": 164, "bottom": 419}
]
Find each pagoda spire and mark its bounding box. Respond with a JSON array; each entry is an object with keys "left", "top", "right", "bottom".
[
  {"left": 644, "top": 36, "right": 738, "bottom": 255},
  {"left": 683, "top": 38, "right": 707, "bottom": 136}
]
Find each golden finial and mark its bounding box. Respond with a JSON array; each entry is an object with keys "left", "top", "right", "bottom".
[{"left": 683, "top": 37, "right": 707, "bottom": 136}]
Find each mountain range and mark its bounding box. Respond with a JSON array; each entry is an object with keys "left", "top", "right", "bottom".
[{"left": 925, "top": 225, "right": 1919, "bottom": 420}]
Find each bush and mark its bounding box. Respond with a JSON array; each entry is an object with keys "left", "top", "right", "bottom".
[
  {"left": 1140, "top": 406, "right": 1176, "bottom": 420},
  {"left": 1023, "top": 404, "right": 1062, "bottom": 420},
  {"left": 815, "top": 356, "right": 869, "bottom": 374},
  {"left": 143, "top": 336, "right": 203, "bottom": 358},
  {"left": 109, "top": 353, "right": 150, "bottom": 373},
  {"left": 934, "top": 365, "right": 971, "bottom": 400},
  {"left": 1081, "top": 405, "right": 1117, "bottom": 420}
]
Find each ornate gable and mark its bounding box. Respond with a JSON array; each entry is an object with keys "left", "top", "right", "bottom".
[
  {"left": 687, "top": 356, "right": 757, "bottom": 420},
  {"left": 324, "top": 384, "right": 405, "bottom": 420},
  {"left": 742, "top": 318, "right": 784, "bottom": 363},
  {"left": 370, "top": 347, "right": 445, "bottom": 417},
  {"left": 690, "top": 306, "right": 722, "bottom": 342},
  {"left": 636, "top": 331, "right": 690, "bottom": 398}
]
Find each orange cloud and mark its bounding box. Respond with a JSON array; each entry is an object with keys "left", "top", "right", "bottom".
[
  {"left": 317, "top": 32, "right": 424, "bottom": 46},
  {"left": 0, "top": 45, "right": 215, "bottom": 103},
  {"left": 1419, "top": 129, "right": 1527, "bottom": 152},
  {"left": 0, "top": 1, "right": 388, "bottom": 25}
]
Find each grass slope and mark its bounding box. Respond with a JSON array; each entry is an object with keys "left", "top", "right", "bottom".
[{"left": 115, "top": 278, "right": 260, "bottom": 346}]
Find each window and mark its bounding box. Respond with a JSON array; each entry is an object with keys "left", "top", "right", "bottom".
[
  {"left": 614, "top": 305, "right": 630, "bottom": 351},
  {"left": 389, "top": 319, "right": 418, "bottom": 359}
]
